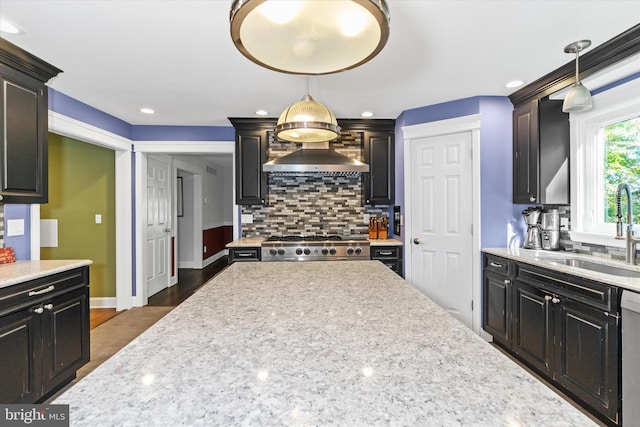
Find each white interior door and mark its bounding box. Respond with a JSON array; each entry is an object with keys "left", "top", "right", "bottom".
[
  {"left": 410, "top": 131, "right": 473, "bottom": 327},
  {"left": 147, "top": 156, "right": 171, "bottom": 297}
]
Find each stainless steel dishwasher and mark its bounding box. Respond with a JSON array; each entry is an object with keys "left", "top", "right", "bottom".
[{"left": 622, "top": 290, "right": 640, "bottom": 425}]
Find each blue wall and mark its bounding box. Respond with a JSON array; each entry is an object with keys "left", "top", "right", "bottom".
[
  {"left": 394, "top": 96, "right": 522, "bottom": 248},
  {"left": 4, "top": 204, "right": 31, "bottom": 259}
]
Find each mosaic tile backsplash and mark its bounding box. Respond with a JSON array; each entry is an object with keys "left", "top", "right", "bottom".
[
  {"left": 241, "top": 131, "right": 390, "bottom": 238},
  {"left": 551, "top": 205, "right": 635, "bottom": 262}
]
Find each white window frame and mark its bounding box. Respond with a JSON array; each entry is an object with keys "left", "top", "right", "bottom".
[{"left": 570, "top": 77, "right": 640, "bottom": 247}]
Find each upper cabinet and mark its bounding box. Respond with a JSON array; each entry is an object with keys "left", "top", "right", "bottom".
[
  {"left": 0, "top": 38, "right": 62, "bottom": 204},
  {"left": 229, "top": 118, "right": 269, "bottom": 205},
  {"left": 230, "top": 118, "right": 396, "bottom": 206},
  {"left": 509, "top": 24, "right": 640, "bottom": 206},
  {"left": 512, "top": 97, "right": 569, "bottom": 205}
]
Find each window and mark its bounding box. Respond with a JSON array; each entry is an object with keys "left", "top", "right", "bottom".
[{"left": 570, "top": 77, "right": 640, "bottom": 247}]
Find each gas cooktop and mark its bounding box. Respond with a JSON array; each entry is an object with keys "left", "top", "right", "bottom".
[{"left": 261, "top": 234, "right": 370, "bottom": 261}]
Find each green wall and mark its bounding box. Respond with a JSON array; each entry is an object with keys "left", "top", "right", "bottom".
[{"left": 41, "top": 133, "right": 116, "bottom": 298}]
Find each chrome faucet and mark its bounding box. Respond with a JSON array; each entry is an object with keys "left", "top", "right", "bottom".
[{"left": 615, "top": 183, "right": 640, "bottom": 264}]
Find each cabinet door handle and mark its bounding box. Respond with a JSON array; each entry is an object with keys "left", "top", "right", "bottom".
[
  {"left": 503, "top": 279, "right": 511, "bottom": 284},
  {"left": 44, "top": 303, "right": 54, "bottom": 310},
  {"left": 489, "top": 262, "right": 503, "bottom": 268},
  {"left": 529, "top": 196, "right": 536, "bottom": 202},
  {"left": 28, "top": 285, "right": 55, "bottom": 296},
  {"left": 544, "top": 295, "right": 553, "bottom": 302},
  {"left": 33, "top": 307, "right": 44, "bottom": 314},
  {"left": 552, "top": 297, "right": 560, "bottom": 304}
]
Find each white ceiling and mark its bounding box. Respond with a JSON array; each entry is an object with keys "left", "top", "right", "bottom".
[{"left": 1, "top": 1, "right": 639, "bottom": 128}]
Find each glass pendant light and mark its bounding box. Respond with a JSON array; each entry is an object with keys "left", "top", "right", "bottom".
[
  {"left": 562, "top": 40, "right": 592, "bottom": 113},
  {"left": 275, "top": 92, "right": 340, "bottom": 143},
  {"left": 230, "top": 0, "right": 390, "bottom": 75}
]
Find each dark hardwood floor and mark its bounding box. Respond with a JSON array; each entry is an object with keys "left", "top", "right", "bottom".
[{"left": 147, "top": 256, "right": 229, "bottom": 306}]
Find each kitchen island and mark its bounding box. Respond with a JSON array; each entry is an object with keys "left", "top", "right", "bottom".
[{"left": 55, "top": 261, "right": 594, "bottom": 426}]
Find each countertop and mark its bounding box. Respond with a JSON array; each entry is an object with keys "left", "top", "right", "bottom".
[
  {"left": 369, "top": 238, "right": 403, "bottom": 246},
  {"left": 0, "top": 259, "right": 92, "bottom": 289},
  {"left": 484, "top": 247, "right": 640, "bottom": 292},
  {"left": 55, "top": 261, "right": 593, "bottom": 426}
]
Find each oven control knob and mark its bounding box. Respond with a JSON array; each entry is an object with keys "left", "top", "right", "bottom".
[
  {"left": 355, "top": 247, "right": 362, "bottom": 255},
  {"left": 303, "top": 248, "right": 311, "bottom": 255},
  {"left": 277, "top": 249, "right": 285, "bottom": 255},
  {"left": 296, "top": 248, "right": 303, "bottom": 255},
  {"left": 269, "top": 249, "right": 277, "bottom": 256},
  {"left": 347, "top": 247, "right": 354, "bottom": 255},
  {"left": 329, "top": 248, "right": 337, "bottom": 255},
  {"left": 321, "top": 248, "right": 329, "bottom": 255}
]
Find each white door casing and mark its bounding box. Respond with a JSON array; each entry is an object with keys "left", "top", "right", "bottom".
[
  {"left": 146, "top": 156, "right": 172, "bottom": 298},
  {"left": 409, "top": 132, "right": 473, "bottom": 326},
  {"left": 403, "top": 115, "right": 481, "bottom": 333}
]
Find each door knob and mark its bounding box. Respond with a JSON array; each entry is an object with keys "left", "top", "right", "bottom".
[{"left": 413, "top": 237, "right": 421, "bottom": 245}]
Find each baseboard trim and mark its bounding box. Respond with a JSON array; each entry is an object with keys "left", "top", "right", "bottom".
[
  {"left": 203, "top": 251, "right": 226, "bottom": 268},
  {"left": 178, "top": 261, "right": 196, "bottom": 269},
  {"left": 90, "top": 297, "right": 117, "bottom": 309}
]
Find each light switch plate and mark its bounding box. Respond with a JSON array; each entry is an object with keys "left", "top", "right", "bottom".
[
  {"left": 241, "top": 214, "right": 253, "bottom": 224},
  {"left": 95, "top": 214, "right": 102, "bottom": 224}
]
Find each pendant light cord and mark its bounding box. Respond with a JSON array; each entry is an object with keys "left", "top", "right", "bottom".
[{"left": 575, "top": 50, "right": 580, "bottom": 82}]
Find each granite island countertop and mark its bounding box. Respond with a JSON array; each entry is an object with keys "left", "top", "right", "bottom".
[
  {"left": 0, "top": 259, "right": 92, "bottom": 289},
  {"left": 55, "top": 261, "right": 594, "bottom": 426}
]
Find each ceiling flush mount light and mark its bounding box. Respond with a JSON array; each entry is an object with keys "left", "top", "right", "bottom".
[
  {"left": 255, "top": 109, "right": 269, "bottom": 116},
  {"left": 360, "top": 111, "right": 374, "bottom": 117},
  {"left": 229, "top": 0, "right": 390, "bottom": 75},
  {"left": 562, "top": 40, "right": 592, "bottom": 113},
  {"left": 275, "top": 92, "right": 340, "bottom": 143},
  {"left": 140, "top": 107, "right": 155, "bottom": 114}
]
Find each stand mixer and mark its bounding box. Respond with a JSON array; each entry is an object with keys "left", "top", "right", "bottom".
[{"left": 522, "top": 207, "right": 542, "bottom": 249}]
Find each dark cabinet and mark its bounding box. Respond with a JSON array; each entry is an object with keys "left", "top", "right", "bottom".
[
  {"left": 0, "top": 38, "right": 61, "bottom": 204},
  {"left": 0, "top": 266, "right": 89, "bottom": 403},
  {"left": 228, "top": 247, "right": 261, "bottom": 264},
  {"left": 485, "top": 256, "right": 620, "bottom": 425},
  {"left": 363, "top": 130, "right": 394, "bottom": 205},
  {"left": 512, "top": 279, "right": 553, "bottom": 376},
  {"left": 512, "top": 97, "right": 569, "bottom": 205},
  {"left": 370, "top": 245, "right": 402, "bottom": 277},
  {"left": 230, "top": 119, "right": 269, "bottom": 205},
  {"left": 482, "top": 254, "right": 513, "bottom": 348}
]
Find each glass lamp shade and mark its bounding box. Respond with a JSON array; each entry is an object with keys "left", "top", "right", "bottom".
[
  {"left": 275, "top": 94, "right": 341, "bottom": 143},
  {"left": 562, "top": 82, "right": 593, "bottom": 113},
  {"left": 230, "top": 0, "right": 390, "bottom": 75}
]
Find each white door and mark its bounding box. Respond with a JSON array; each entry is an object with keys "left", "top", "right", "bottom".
[
  {"left": 147, "top": 156, "right": 171, "bottom": 297},
  {"left": 410, "top": 131, "right": 473, "bottom": 327}
]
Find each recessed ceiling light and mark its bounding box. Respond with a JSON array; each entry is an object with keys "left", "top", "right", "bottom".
[
  {"left": 256, "top": 110, "right": 268, "bottom": 116},
  {"left": 140, "top": 108, "right": 155, "bottom": 114},
  {"left": 0, "top": 20, "right": 23, "bottom": 35},
  {"left": 361, "top": 111, "right": 374, "bottom": 117},
  {"left": 506, "top": 80, "right": 525, "bottom": 88}
]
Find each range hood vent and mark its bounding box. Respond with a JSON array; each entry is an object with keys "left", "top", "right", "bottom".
[{"left": 263, "top": 142, "right": 369, "bottom": 174}]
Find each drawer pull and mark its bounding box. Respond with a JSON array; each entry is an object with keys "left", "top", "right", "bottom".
[
  {"left": 44, "top": 303, "right": 54, "bottom": 310},
  {"left": 379, "top": 251, "right": 393, "bottom": 256},
  {"left": 489, "top": 262, "right": 503, "bottom": 268},
  {"left": 238, "top": 253, "right": 253, "bottom": 257},
  {"left": 33, "top": 307, "right": 44, "bottom": 314},
  {"left": 28, "top": 285, "right": 55, "bottom": 296}
]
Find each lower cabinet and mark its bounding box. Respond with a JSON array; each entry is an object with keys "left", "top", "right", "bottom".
[
  {"left": 483, "top": 254, "right": 620, "bottom": 425},
  {"left": 228, "top": 247, "right": 261, "bottom": 264},
  {"left": 370, "top": 245, "right": 403, "bottom": 277},
  {"left": 0, "top": 266, "right": 90, "bottom": 403}
]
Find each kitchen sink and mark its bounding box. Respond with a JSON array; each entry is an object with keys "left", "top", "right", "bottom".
[{"left": 547, "top": 258, "right": 640, "bottom": 278}]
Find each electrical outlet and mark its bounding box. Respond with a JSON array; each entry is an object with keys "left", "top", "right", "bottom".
[
  {"left": 363, "top": 213, "right": 370, "bottom": 223},
  {"left": 241, "top": 214, "right": 253, "bottom": 224},
  {"left": 204, "top": 246, "right": 207, "bottom": 253}
]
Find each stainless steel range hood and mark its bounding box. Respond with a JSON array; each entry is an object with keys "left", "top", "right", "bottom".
[{"left": 263, "top": 142, "right": 369, "bottom": 174}]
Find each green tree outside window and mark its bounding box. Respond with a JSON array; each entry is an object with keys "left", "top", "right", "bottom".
[{"left": 604, "top": 116, "right": 640, "bottom": 224}]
